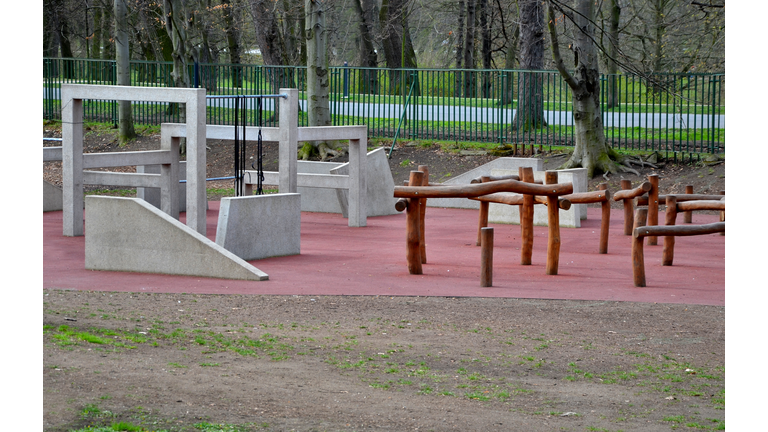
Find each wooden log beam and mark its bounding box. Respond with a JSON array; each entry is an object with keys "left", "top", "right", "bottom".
[
  {"left": 394, "top": 178, "right": 573, "bottom": 199},
  {"left": 633, "top": 222, "right": 725, "bottom": 238},
  {"left": 636, "top": 193, "right": 725, "bottom": 206},
  {"left": 612, "top": 181, "right": 652, "bottom": 201},
  {"left": 676, "top": 200, "right": 726, "bottom": 212},
  {"left": 470, "top": 175, "right": 543, "bottom": 184},
  {"left": 470, "top": 193, "right": 572, "bottom": 210},
  {"left": 563, "top": 189, "right": 610, "bottom": 204}
]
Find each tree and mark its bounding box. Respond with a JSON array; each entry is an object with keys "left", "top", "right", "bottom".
[
  {"left": 379, "top": 0, "right": 419, "bottom": 95},
  {"left": 513, "top": 0, "right": 547, "bottom": 131},
  {"left": 300, "top": 0, "right": 343, "bottom": 160},
  {"left": 547, "top": 0, "right": 636, "bottom": 178},
  {"left": 114, "top": 0, "right": 136, "bottom": 143},
  {"left": 351, "top": 0, "right": 379, "bottom": 94}
]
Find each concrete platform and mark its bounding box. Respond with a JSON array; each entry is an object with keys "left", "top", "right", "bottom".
[{"left": 43, "top": 203, "right": 724, "bottom": 306}]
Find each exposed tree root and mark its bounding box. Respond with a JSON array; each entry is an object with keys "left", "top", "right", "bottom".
[{"left": 298, "top": 141, "right": 348, "bottom": 161}]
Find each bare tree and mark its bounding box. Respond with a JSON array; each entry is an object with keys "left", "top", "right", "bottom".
[
  {"left": 114, "top": 0, "right": 136, "bottom": 143},
  {"left": 352, "top": 0, "right": 379, "bottom": 93},
  {"left": 513, "top": 0, "right": 547, "bottom": 131},
  {"left": 379, "top": 0, "right": 419, "bottom": 95},
  {"left": 547, "top": 0, "right": 636, "bottom": 177}
]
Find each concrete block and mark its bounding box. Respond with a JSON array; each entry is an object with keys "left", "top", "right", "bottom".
[
  {"left": 297, "top": 161, "right": 346, "bottom": 213},
  {"left": 331, "top": 147, "right": 398, "bottom": 217},
  {"left": 426, "top": 158, "right": 543, "bottom": 209},
  {"left": 487, "top": 168, "right": 586, "bottom": 228},
  {"left": 216, "top": 193, "right": 301, "bottom": 261},
  {"left": 84, "top": 196, "right": 268, "bottom": 281},
  {"left": 44, "top": 180, "right": 63, "bottom": 212}
]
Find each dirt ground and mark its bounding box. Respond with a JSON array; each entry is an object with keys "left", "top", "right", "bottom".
[{"left": 43, "top": 124, "right": 725, "bottom": 432}]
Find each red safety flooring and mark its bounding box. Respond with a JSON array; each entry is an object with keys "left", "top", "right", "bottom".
[{"left": 43, "top": 203, "right": 725, "bottom": 306}]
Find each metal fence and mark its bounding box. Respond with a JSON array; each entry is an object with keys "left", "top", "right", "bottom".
[{"left": 43, "top": 58, "right": 725, "bottom": 156}]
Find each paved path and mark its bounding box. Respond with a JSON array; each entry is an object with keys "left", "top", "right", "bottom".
[{"left": 43, "top": 204, "right": 724, "bottom": 306}]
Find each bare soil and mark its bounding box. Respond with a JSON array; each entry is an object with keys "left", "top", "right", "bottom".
[{"left": 43, "top": 124, "right": 725, "bottom": 432}]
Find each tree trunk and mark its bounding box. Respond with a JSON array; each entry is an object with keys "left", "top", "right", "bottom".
[
  {"left": 222, "top": 0, "right": 243, "bottom": 87},
  {"left": 114, "top": 0, "right": 136, "bottom": 143},
  {"left": 462, "top": 0, "right": 476, "bottom": 98},
  {"left": 379, "top": 0, "right": 419, "bottom": 96},
  {"left": 604, "top": 0, "right": 620, "bottom": 108},
  {"left": 353, "top": 0, "right": 379, "bottom": 94},
  {"left": 513, "top": 0, "right": 546, "bottom": 131},
  {"left": 478, "top": 0, "right": 493, "bottom": 98},
  {"left": 548, "top": 0, "right": 623, "bottom": 178},
  {"left": 250, "top": 0, "right": 295, "bottom": 92},
  {"left": 499, "top": 23, "right": 519, "bottom": 106},
  {"left": 301, "top": 0, "right": 339, "bottom": 160},
  {"left": 454, "top": 0, "right": 465, "bottom": 96}
]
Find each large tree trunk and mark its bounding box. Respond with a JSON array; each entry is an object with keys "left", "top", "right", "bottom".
[
  {"left": 478, "top": 0, "right": 493, "bottom": 98},
  {"left": 379, "top": 0, "right": 419, "bottom": 96},
  {"left": 353, "top": 0, "right": 379, "bottom": 94},
  {"left": 454, "top": 0, "right": 465, "bottom": 96},
  {"left": 513, "top": 0, "right": 547, "bottom": 131},
  {"left": 462, "top": 0, "right": 476, "bottom": 98},
  {"left": 301, "top": 0, "right": 341, "bottom": 161},
  {"left": 222, "top": 0, "right": 243, "bottom": 87},
  {"left": 114, "top": 0, "right": 136, "bottom": 143},
  {"left": 604, "top": 0, "right": 620, "bottom": 108},
  {"left": 250, "top": 0, "right": 296, "bottom": 92},
  {"left": 499, "top": 23, "right": 519, "bottom": 106},
  {"left": 548, "top": 0, "right": 628, "bottom": 178}
]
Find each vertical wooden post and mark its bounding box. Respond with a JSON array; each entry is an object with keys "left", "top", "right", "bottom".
[
  {"left": 406, "top": 171, "right": 424, "bottom": 275},
  {"left": 647, "top": 174, "right": 659, "bottom": 245},
  {"left": 620, "top": 179, "right": 634, "bottom": 235},
  {"left": 632, "top": 208, "right": 648, "bottom": 287},
  {"left": 598, "top": 183, "right": 610, "bottom": 254},
  {"left": 545, "top": 171, "right": 561, "bottom": 275},
  {"left": 683, "top": 185, "right": 693, "bottom": 223},
  {"left": 480, "top": 227, "right": 494, "bottom": 287},
  {"left": 662, "top": 195, "right": 677, "bottom": 266},
  {"left": 418, "top": 165, "right": 429, "bottom": 263},
  {"left": 519, "top": 167, "right": 534, "bottom": 265},
  {"left": 476, "top": 176, "right": 490, "bottom": 246}
]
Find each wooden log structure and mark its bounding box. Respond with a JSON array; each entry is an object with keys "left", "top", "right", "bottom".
[
  {"left": 613, "top": 180, "right": 652, "bottom": 235},
  {"left": 684, "top": 185, "right": 694, "bottom": 223},
  {"left": 545, "top": 171, "right": 561, "bottom": 275},
  {"left": 393, "top": 166, "right": 574, "bottom": 276},
  {"left": 418, "top": 165, "right": 429, "bottom": 264},
  {"left": 470, "top": 174, "right": 543, "bottom": 184},
  {"left": 519, "top": 167, "right": 535, "bottom": 266},
  {"left": 631, "top": 205, "right": 725, "bottom": 287}
]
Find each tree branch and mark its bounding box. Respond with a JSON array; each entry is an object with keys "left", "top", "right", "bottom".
[{"left": 547, "top": 3, "right": 579, "bottom": 91}]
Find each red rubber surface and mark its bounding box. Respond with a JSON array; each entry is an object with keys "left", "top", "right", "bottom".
[{"left": 43, "top": 203, "right": 724, "bottom": 306}]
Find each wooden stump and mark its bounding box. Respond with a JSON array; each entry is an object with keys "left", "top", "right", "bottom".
[
  {"left": 683, "top": 185, "right": 693, "bottom": 223},
  {"left": 418, "top": 165, "right": 429, "bottom": 264},
  {"left": 632, "top": 208, "right": 649, "bottom": 287},
  {"left": 598, "top": 183, "right": 610, "bottom": 254},
  {"left": 480, "top": 227, "right": 494, "bottom": 287},
  {"left": 620, "top": 179, "right": 634, "bottom": 235},
  {"left": 662, "top": 195, "right": 677, "bottom": 266},
  {"left": 545, "top": 171, "right": 561, "bottom": 275},
  {"left": 406, "top": 171, "right": 424, "bottom": 275},
  {"left": 519, "top": 167, "right": 534, "bottom": 266},
  {"left": 647, "top": 174, "right": 659, "bottom": 245}
]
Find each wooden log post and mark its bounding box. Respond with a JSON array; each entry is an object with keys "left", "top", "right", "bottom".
[
  {"left": 719, "top": 190, "right": 725, "bottom": 236},
  {"left": 683, "top": 185, "right": 693, "bottom": 223},
  {"left": 405, "top": 171, "right": 424, "bottom": 275},
  {"left": 662, "top": 195, "right": 677, "bottom": 266},
  {"left": 476, "top": 176, "right": 490, "bottom": 246},
  {"left": 480, "top": 227, "right": 494, "bottom": 287},
  {"left": 418, "top": 165, "right": 429, "bottom": 263},
  {"left": 598, "top": 183, "right": 611, "bottom": 254},
  {"left": 632, "top": 208, "right": 649, "bottom": 287},
  {"left": 620, "top": 179, "right": 634, "bottom": 235},
  {"left": 545, "top": 171, "right": 561, "bottom": 275},
  {"left": 647, "top": 174, "right": 659, "bottom": 245},
  {"left": 519, "top": 167, "right": 534, "bottom": 265}
]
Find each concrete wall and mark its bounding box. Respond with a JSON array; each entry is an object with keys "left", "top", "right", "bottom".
[
  {"left": 84, "top": 196, "right": 268, "bottom": 281},
  {"left": 44, "top": 180, "right": 63, "bottom": 212}
]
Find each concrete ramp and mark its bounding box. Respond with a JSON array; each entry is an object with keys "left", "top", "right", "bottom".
[{"left": 84, "top": 196, "right": 268, "bottom": 281}]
